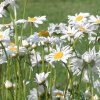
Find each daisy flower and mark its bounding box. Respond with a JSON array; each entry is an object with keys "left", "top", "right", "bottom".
[
  {"left": 28, "top": 88, "right": 38, "bottom": 100},
  {"left": 28, "top": 16, "right": 46, "bottom": 27},
  {"left": 5, "top": 80, "right": 13, "bottom": 89},
  {"left": 68, "top": 12, "right": 89, "bottom": 25},
  {"left": 48, "top": 23, "right": 67, "bottom": 35},
  {"left": 35, "top": 72, "right": 50, "bottom": 85},
  {"left": 61, "top": 25, "right": 82, "bottom": 42},
  {"left": 89, "top": 15, "right": 100, "bottom": 24},
  {"left": 6, "top": 45, "right": 26, "bottom": 57},
  {"left": 0, "top": 30, "right": 10, "bottom": 42},
  {"left": 46, "top": 45, "right": 72, "bottom": 63},
  {"left": 52, "top": 89, "right": 64, "bottom": 99}
]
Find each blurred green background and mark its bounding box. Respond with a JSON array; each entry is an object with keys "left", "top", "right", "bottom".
[
  {"left": 0, "top": 0, "right": 100, "bottom": 31},
  {"left": 17, "top": 0, "right": 100, "bottom": 23},
  {"left": 1, "top": 0, "right": 100, "bottom": 23}
]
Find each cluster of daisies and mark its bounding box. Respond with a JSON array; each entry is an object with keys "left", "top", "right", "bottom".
[{"left": 0, "top": 0, "right": 100, "bottom": 100}]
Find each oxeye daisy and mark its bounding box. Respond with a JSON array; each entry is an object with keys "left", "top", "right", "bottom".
[
  {"left": 89, "top": 15, "right": 100, "bottom": 24},
  {"left": 27, "top": 16, "right": 46, "bottom": 27},
  {"left": 35, "top": 72, "right": 50, "bottom": 85},
  {"left": 38, "top": 30, "right": 49, "bottom": 37},
  {"left": 0, "top": 31, "right": 10, "bottom": 42},
  {"left": 48, "top": 23, "right": 67, "bottom": 35},
  {"left": 46, "top": 45, "right": 72, "bottom": 63},
  {"left": 6, "top": 45, "right": 26, "bottom": 56},
  {"left": 52, "top": 89, "right": 64, "bottom": 99},
  {"left": 61, "top": 25, "right": 82, "bottom": 42},
  {"left": 68, "top": 12, "right": 89, "bottom": 25}
]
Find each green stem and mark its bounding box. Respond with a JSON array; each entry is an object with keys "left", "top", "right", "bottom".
[{"left": 42, "top": 45, "right": 45, "bottom": 72}]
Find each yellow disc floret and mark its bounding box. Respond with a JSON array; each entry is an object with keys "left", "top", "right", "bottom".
[
  {"left": 38, "top": 30, "right": 49, "bottom": 37},
  {"left": 9, "top": 47, "right": 17, "bottom": 51},
  {"left": 54, "top": 52, "right": 63, "bottom": 59},
  {"left": 55, "top": 93, "right": 64, "bottom": 97},
  {"left": 28, "top": 17, "right": 37, "bottom": 22},
  {"left": 79, "top": 27, "right": 86, "bottom": 31},
  {"left": 96, "top": 20, "right": 100, "bottom": 23},
  {"left": 76, "top": 16, "right": 83, "bottom": 21},
  {"left": 0, "top": 35, "right": 3, "bottom": 39}
]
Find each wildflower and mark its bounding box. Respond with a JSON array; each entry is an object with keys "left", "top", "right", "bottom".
[
  {"left": 46, "top": 45, "right": 72, "bottom": 63},
  {"left": 52, "top": 89, "right": 64, "bottom": 99},
  {"left": 68, "top": 12, "right": 89, "bottom": 25},
  {"left": 5, "top": 80, "right": 13, "bottom": 89},
  {"left": 6, "top": 45, "right": 26, "bottom": 56},
  {"left": 0, "top": 31, "right": 10, "bottom": 42},
  {"left": 28, "top": 16, "right": 46, "bottom": 27},
  {"left": 28, "top": 88, "right": 38, "bottom": 100},
  {"left": 38, "top": 30, "right": 49, "bottom": 37},
  {"left": 89, "top": 15, "right": 100, "bottom": 24},
  {"left": 22, "top": 40, "right": 30, "bottom": 48},
  {"left": 61, "top": 25, "right": 82, "bottom": 42},
  {"left": 35, "top": 72, "right": 50, "bottom": 84},
  {"left": 82, "top": 47, "right": 96, "bottom": 63},
  {"left": 48, "top": 23, "right": 67, "bottom": 35}
]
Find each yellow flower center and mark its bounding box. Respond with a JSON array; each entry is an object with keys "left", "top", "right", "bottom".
[
  {"left": 38, "top": 30, "right": 49, "bottom": 37},
  {"left": 0, "top": 35, "right": 3, "bottom": 39},
  {"left": 96, "top": 20, "right": 100, "bottom": 23},
  {"left": 28, "top": 17, "right": 37, "bottom": 22},
  {"left": 55, "top": 93, "right": 64, "bottom": 97},
  {"left": 54, "top": 52, "right": 63, "bottom": 59},
  {"left": 79, "top": 27, "right": 86, "bottom": 31},
  {"left": 9, "top": 47, "right": 17, "bottom": 51},
  {"left": 76, "top": 16, "right": 83, "bottom": 21}
]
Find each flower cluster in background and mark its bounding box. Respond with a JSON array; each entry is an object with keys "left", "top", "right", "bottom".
[{"left": 0, "top": 0, "right": 100, "bottom": 100}]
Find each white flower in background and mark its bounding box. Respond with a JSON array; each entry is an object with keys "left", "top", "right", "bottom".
[
  {"left": 88, "top": 35, "right": 100, "bottom": 44},
  {"left": 70, "top": 48, "right": 100, "bottom": 76},
  {"left": 52, "top": 89, "right": 64, "bottom": 99},
  {"left": 6, "top": 45, "right": 17, "bottom": 56},
  {"left": 0, "top": 0, "right": 16, "bottom": 18},
  {"left": 27, "top": 33, "right": 40, "bottom": 45},
  {"left": 76, "top": 23, "right": 97, "bottom": 35},
  {"left": 0, "top": 30, "right": 10, "bottom": 42},
  {"left": 35, "top": 72, "right": 50, "bottom": 84},
  {"left": 70, "top": 57, "right": 82, "bottom": 76},
  {"left": 22, "top": 40, "right": 29, "bottom": 47},
  {"left": 48, "top": 23, "right": 67, "bottom": 35},
  {"left": 92, "top": 94, "right": 99, "bottom": 100},
  {"left": 68, "top": 12, "right": 89, "bottom": 25},
  {"left": 28, "top": 88, "right": 38, "bottom": 100},
  {"left": 5, "top": 80, "right": 13, "bottom": 89},
  {"left": 28, "top": 86, "right": 44, "bottom": 100},
  {"left": 30, "top": 50, "right": 42, "bottom": 67},
  {"left": 82, "top": 47, "right": 97, "bottom": 63},
  {"left": 61, "top": 25, "right": 82, "bottom": 41},
  {"left": 38, "top": 30, "right": 49, "bottom": 37},
  {"left": 28, "top": 16, "right": 46, "bottom": 27},
  {"left": 6, "top": 45, "right": 26, "bottom": 56},
  {"left": 89, "top": 15, "right": 100, "bottom": 24},
  {"left": 0, "top": 3, "right": 6, "bottom": 18},
  {"left": 46, "top": 45, "right": 72, "bottom": 63}
]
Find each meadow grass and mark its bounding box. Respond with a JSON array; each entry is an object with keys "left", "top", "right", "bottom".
[{"left": 1, "top": 0, "right": 100, "bottom": 30}]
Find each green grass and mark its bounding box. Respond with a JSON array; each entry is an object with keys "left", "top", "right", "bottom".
[{"left": 1, "top": 0, "right": 100, "bottom": 30}]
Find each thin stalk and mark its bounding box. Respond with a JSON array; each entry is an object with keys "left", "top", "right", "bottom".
[
  {"left": 42, "top": 45, "right": 45, "bottom": 72},
  {"left": 20, "top": 0, "right": 29, "bottom": 45}
]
